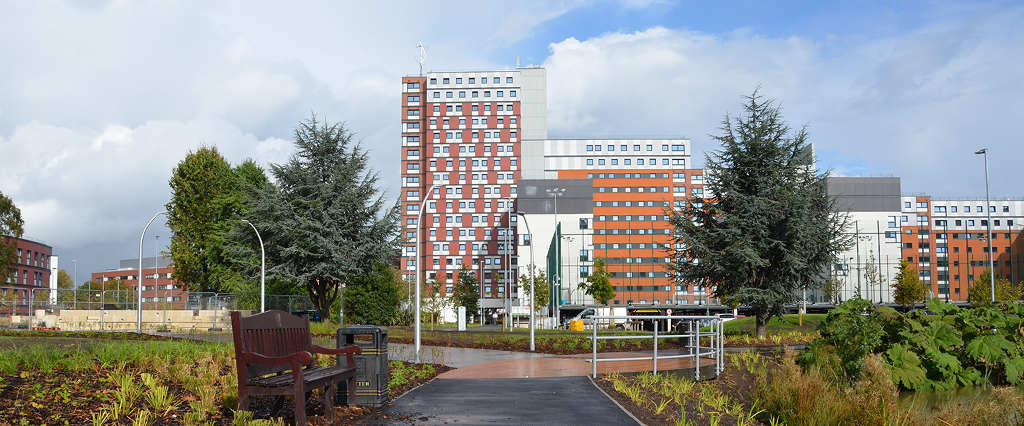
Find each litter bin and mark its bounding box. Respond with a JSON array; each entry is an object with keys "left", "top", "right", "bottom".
[{"left": 336, "top": 325, "right": 389, "bottom": 407}]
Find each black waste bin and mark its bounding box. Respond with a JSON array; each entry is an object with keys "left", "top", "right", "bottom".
[{"left": 336, "top": 325, "right": 389, "bottom": 407}]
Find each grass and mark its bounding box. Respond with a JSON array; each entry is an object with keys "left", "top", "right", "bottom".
[{"left": 722, "top": 314, "right": 825, "bottom": 334}]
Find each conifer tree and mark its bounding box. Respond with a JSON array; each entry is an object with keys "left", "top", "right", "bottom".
[{"left": 667, "top": 89, "right": 851, "bottom": 337}]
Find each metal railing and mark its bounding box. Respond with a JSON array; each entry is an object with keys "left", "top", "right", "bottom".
[{"left": 586, "top": 315, "right": 724, "bottom": 380}]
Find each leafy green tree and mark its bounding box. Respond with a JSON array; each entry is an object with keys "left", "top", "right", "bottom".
[
  {"left": 579, "top": 258, "right": 615, "bottom": 305},
  {"left": 863, "top": 250, "right": 886, "bottom": 302},
  {"left": 55, "top": 269, "right": 74, "bottom": 305},
  {"left": 892, "top": 259, "right": 927, "bottom": 309},
  {"left": 343, "top": 263, "right": 403, "bottom": 326},
  {"left": 421, "top": 275, "right": 453, "bottom": 329},
  {"left": 968, "top": 268, "right": 1021, "bottom": 308},
  {"left": 666, "top": 90, "right": 851, "bottom": 338},
  {"left": 821, "top": 270, "right": 843, "bottom": 305},
  {"left": 166, "top": 146, "right": 268, "bottom": 292},
  {"left": 243, "top": 115, "right": 402, "bottom": 324},
  {"left": 519, "top": 265, "right": 549, "bottom": 315},
  {"left": 452, "top": 264, "right": 480, "bottom": 314},
  {"left": 0, "top": 190, "right": 25, "bottom": 284}
]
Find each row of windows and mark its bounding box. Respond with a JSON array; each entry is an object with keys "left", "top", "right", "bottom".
[
  {"left": 933, "top": 219, "right": 1014, "bottom": 227},
  {"left": 586, "top": 158, "right": 685, "bottom": 166},
  {"left": 596, "top": 228, "right": 671, "bottom": 235},
  {"left": 427, "top": 157, "right": 512, "bottom": 168},
  {"left": 427, "top": 116, "right": 517, "bottom": 126},
  {"left": 928, "top": 204, "right": 1011, "bottom": 213},
  {"left": 595, "top": 201, "right": 670, "bottom": 207},
  {"left": 595, "top": 215, "right": 671, "bottom": 222},
  {"left": 599, "top": 186, "right": 674, "bottom": 193},
  {"left": 432, "top": 130, "right": 517, "bottom": 139},
  {"left": 429, "top": 173, "right": 516, "bottom": 182},
  {"left": 596, "top": 243, "right": 670, "bottom": 250},
  {"left": 429, "top": 103, "right": 515, "bottom": 113},
  {"left": 433, "top": 90, "right": 516, "bottom": 99},
  {"left": 586, "top": 144, "right": 684, "bottom": 152},
  {"left": 586, "top": 173, "right": 703, "bottom": 181},
  {"left": 429, "top": 244, "right": 510, "bottom": 254},
  {"left": 430, "top": 145, "right": 517, "bottom": 155},
  {"left": 428, "top": 76, "right": 514, "bottom": 85},
  {"left": 14, "top": 248, "right": 50, "bottom": 269}
]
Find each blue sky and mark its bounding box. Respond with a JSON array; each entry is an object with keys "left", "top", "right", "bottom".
[{"left": 1, "top": 0, "right": 1021, "bottom": 281}]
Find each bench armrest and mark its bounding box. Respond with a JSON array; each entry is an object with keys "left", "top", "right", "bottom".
[
  {"left": 311, "top": 344, "right": 362, "bottom": 368},
  {"left": 240, "top": 350, "right": 313, "bottom": 367}
]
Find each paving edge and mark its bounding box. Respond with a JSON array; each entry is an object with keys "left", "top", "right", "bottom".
[{"left": 587, "top": 375, "right": 646, "bottom": 426}]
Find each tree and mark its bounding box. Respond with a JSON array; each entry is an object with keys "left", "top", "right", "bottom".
[
  {"left": 666, "top": 90, "right": 851, "bottom": 338},
  {"left": 0, "top": 190, "right": 25, "bottom": 284},
  {"left": 968, "top": 268, "right": 1021, "bottom": 308},
  {"left": 343, "top": 263, "right": 403, "bottom": 326},
  {"left": 55, "top": 269, "right": 74, "bottom": 305},
  {"left": 519, "top": 265, "right": 549, "bottom": 315},
  {"left": 579, "top": 258, "right": 615, "bottom": 305},
  {"left": 421, "top": 275, "right": 453, "bottom": 329},
  {"left": 821, "top": 270, "right": 843, "bottom": 305},
  {"left": 166, "top": 146, "right": 268, "bottom": 292},
  {"left": 863, "top": 250, "right": 887, "bottom": 302},
  {"left": 243, "top": 115, "right": 402, "bottom": 324},
  {"left": 892, "top": 259, "right": 927, "bottom": 310},
  {"left": 452, "top": 264, "right": 480, "bottom": 314}
]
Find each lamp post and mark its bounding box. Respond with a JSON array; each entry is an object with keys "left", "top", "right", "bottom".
[
  {"left": 154, "top": 235, "right": 159, "bottom": 309},
  {"left": 975, "top": 148, "right": 995, "bottom": 302},
  {"left": 138, "top": 211, "right": 167, "bottom": 333},
  {"left": 516, "top": 212, "right": 536, "bottom": 351},
  {"left": 546, "top": 188, "right": 565, "bottom": 323},
  {"left": 73, "top": 259, "right": 77, "bottom": 309},
  {"left": 415, "top": 184, "right": 442, "bottom": 363},
  {"left": 241, "top": 220, "right": 266, "bottom": 312},
  {"left": 502, "top": 197, "right": 514, "bottom": 331}
]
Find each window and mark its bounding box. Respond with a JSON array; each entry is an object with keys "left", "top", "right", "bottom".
[
  {"left": 587, "top": 159, "right": 593, "bottom": 165},
  {"left": 481, "top": 77, "right": 488, "bottom": 83},
  {"left": 1003, "top": 206, "right": 1010, "bottom": 212},
  {"left": 442, "top": 78, "right": 449, "bottom": 84},
  {"left": 459, "top": 91, "right": 465, "bottom": 98},
  {"left": 506, "top": 77, "right": 513, "bottom": 83},
  {"left": 917, "top": 202, "right": 928, "bottom": 208},
  {"left": 510, "top": 90, "right": 516, "bottom": 97},
  {"left": 934, "top": 206, "right": 946, "bottom": 213}
]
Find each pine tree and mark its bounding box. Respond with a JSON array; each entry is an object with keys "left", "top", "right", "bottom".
[
  {"left": 244, "top": 115, "right": 402, "bottom": 323},
  {"left": 666, "top": 89, "right": 851, "bottom": 338}
]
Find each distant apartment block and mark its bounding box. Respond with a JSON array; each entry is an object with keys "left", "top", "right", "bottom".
[{"left": 2, "top": 237, "right": 54, "bottom": 317}]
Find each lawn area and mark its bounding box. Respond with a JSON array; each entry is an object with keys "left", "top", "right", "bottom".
[{"left": 722, "top": 314, "right": 824, "bottom": 335}]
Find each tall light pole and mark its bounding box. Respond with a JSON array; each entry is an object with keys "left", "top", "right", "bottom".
[
  {"left": 546, "top": 188, "right": 564, "bottom": 323},
  {"left": 154, "top": 236, "right": 159, "bottom": 308},
  {"left": 502, "top": 197, "right": 513, "bottom": 331},
  {"left": 516, "top": 212, "right": 536, "bottom": 351},
  {"left": 415, "top": 184, "right": 442, "bottom": 363},
  {"left": 976, "top": 148, "right": 995, "bottom": 302},
  {"left": 138, "top": 211, "right": 167, "bottom": 333},
  {"left": 242, "top": 220, "right": 266, "bottom": 312}
]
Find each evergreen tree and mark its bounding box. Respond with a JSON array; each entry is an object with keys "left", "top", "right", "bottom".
[
  {"left": 666, "top": 90, "right": 851, "bottom": 338},
  {"left": 579, "top": 258, "right": 615, "bottom": 305},
  {"left": 244, "top": 115, "right": 402, "bottom": 323},
  {"left": 892, "top": 259, "right": 927, "bottom": 309},
  {"left": 166, "top": 146, "right": 268, "bottom": 292},
  {"left": 342, "top": 263, "right": 403, "bottom": 326},
  {"left": 0, "top": 190, "right": 24, "bottom": 284},
  {"left": 452, "top": 264, "right": 480, "bottom": 313}
]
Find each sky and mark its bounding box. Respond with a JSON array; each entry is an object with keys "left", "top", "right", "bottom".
[{"left": 1, "top": 0, "right": 1021, "bottom": 283}]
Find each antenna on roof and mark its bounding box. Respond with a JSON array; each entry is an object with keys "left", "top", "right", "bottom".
[{"left": 416, "top": 41, "right": 428, "bottom": 76}]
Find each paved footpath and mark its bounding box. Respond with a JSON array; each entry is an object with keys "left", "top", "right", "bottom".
[{"left": 365, "top": 338, "right": 713, "bottom": 425}]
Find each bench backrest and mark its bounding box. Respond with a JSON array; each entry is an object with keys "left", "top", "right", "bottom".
[{"left": 231, "top": 310, "right": 314, "bottom": 378}]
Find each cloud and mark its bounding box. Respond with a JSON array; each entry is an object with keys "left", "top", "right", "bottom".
[{"left": 542, "top": 9, "right": 1024, "bottom": 197}]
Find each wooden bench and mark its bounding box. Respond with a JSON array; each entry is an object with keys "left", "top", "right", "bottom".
[{"left": 230, "top": 310, "right": 361, "bottom": 425}]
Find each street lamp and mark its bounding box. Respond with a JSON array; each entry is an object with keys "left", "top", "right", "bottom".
[
  {"left": 241, "top": 220, "right": 266, "bottom": 312},
  {"left": 546, "top": 188, "right": 565, "bottom": 323},
  {"left": 502, "top": 197, "right": 514, "bottom": 331},
  {"left": 975, "top": 148, "right": 995, "bottom": 302},
  {"left": 516, "top": 211, "right": 536, "bottom": 351},
  {"left": 154, "top": 235, "right": 159, "bottom": 309},
  {"left": 138, "top": 211, "right": 167, "bottom": 333},
  {"left": 415, "top": 184, "right": 442, "bottom": 363}
]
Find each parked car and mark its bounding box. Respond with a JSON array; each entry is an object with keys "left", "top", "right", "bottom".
[{"left": 715, "top": 313, "right": 738, "bottom": 322}]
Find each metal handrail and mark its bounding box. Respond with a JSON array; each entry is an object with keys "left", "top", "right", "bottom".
[{"left": 585, "top": 315, "right": 725, "bottom": 380}]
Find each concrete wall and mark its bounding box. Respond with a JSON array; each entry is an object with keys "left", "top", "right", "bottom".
[{"left": 15, "top": 308, "right": 254, "bottom": 331}]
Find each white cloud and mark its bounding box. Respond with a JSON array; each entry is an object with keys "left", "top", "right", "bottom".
[{"left": 542, "top": 10, "right": 1024, "bottom": 197}]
